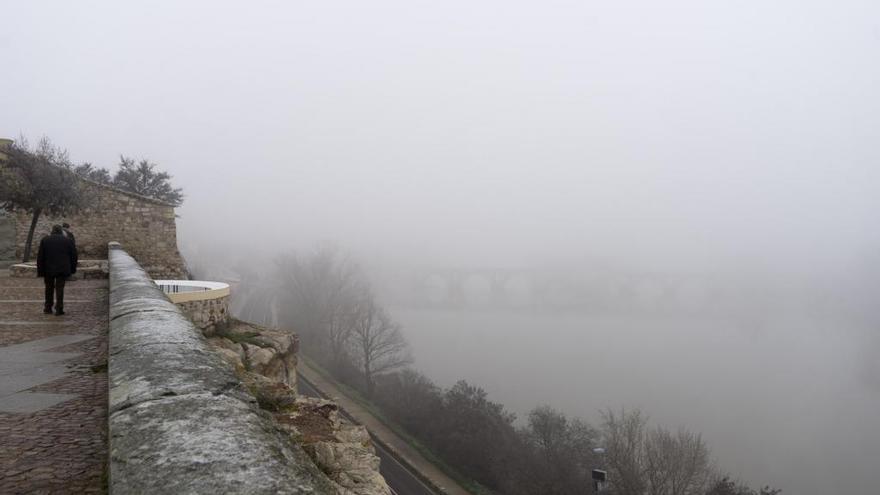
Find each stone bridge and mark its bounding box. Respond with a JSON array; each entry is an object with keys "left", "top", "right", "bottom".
[{"left": 403, "top": 267, "right": 739, "bottom": 312}]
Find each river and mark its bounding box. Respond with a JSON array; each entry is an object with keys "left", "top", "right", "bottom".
[{"left": 391, "top": 306, "right": 880, "bottom": 495}]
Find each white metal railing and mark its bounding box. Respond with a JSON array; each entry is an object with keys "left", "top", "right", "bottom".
[{"left": 153, "top": 280, "right": 230, "bottom": 303}]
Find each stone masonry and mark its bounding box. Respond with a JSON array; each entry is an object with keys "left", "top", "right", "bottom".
[
  {"left": 0, "top": 211, "right": 15, "bottom": 263},
  {"left": 176, "top": 295, "right": 230, "bottom": 335},
  {"left": 14, "top": 179, "right": 186, "bottom": 279}
]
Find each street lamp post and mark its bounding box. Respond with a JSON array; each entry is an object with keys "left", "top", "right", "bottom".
[{"left": 591, "top": 447, "right": 607, "bottom": 494}]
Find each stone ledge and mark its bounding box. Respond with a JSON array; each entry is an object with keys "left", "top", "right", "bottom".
[
  {"left": 108, "top": 244, "right": 337, "bottom": 494},
  {"left": 110, "top": 393, "right": 331, "bottom": 494},
  {"left": 10, "top": 260, "right": 109, "bottom": 279}
]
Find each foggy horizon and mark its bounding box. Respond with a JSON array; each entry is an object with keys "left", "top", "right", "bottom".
[{"left": 4, "top": 1, "right": 880, "bottom": 494}]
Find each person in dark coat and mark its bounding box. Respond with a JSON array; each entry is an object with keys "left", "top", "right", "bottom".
[
  {"left": 62, "top": 222, "right": 76, "bottom": 246},
  {"left": 37, "top": 225, "right": 78, "bottom": 316}
]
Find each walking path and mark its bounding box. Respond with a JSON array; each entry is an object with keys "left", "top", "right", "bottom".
[
  {"left": 298, "top": 360, "right": 472, "bottom": 495},
  {"left": 0, "top": 271, "right": 109, "bottom": 493}
]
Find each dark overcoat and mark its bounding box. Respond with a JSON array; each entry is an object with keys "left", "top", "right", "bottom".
[{"left": 36, "top": 234, "right": 78, "bottom": 277}]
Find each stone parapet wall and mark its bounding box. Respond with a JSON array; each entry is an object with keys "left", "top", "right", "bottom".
[
  {"left": 107, "top": 243, "right": 336, "bottom": 494},
  {"left": 15, "top": 180, "right": 186, "bottom": 279},
  {"left": 176, "top": 295, "right": 230, "bottom": 334}
]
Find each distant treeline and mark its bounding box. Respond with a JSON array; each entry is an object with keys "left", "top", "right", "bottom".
[{"left": 235, "top": 246, "right": 780, "bottom": 495}]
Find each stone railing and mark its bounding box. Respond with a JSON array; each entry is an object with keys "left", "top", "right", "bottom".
[{"left": 107, "top": 242, "right": 336, "bottom": 494}]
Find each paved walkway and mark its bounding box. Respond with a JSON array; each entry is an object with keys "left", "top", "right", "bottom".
[
  {"left": 0, "top": 271, "right": 109, "bottom": 494},
  {"left": 298, "top": 360, "right": 472, "bottom": 495}
]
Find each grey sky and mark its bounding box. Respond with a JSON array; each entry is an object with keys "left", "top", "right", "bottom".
[
  {"left": 4, "top": 0, "right": 879, "bottom": 270},
  {"left": 5, "top": 2, "right": 880, "bottom": 494}
]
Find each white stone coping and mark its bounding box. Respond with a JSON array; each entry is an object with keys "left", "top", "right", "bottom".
[{"left": 153, "top": 280, "right": 230, "bottom": 303}]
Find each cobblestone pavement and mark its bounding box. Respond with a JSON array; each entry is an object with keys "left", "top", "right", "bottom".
[{"left": 0, "top": 273, "right": 108, "bottom": 494}]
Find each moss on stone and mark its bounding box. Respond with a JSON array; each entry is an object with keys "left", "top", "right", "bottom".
[{"left": 219, "top": 330, "right": 277, "bottom": 349}]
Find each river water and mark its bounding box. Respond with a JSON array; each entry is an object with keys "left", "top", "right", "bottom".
[{"left": 391, "top": 307, "right": 880, "bottom": 495}]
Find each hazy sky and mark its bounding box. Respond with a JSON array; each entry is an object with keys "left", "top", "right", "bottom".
[
  {"left": 5, "top": 3, "right": 880, "bottom": 493},
  {"left": 4, "top": 0, "right": 879, "bottom": 271}
]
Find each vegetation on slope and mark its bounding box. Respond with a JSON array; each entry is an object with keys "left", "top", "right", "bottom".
[{"left": 234, "top": 245, "right": 780, "bottom": 495}]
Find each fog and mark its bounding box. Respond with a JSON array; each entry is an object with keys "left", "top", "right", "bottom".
[{"left": 4, "top": 1, "right": 880, "bottom": 493}]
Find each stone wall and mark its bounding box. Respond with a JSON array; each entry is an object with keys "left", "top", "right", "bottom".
[
  {"left": 0, "top": 211, "right": 15, "bottom": 262},
  {"left": 15, "top": 179, "right": 186, "bottom": 278},
  {"left": 108, "top": 243, "right": 337, "bottom": 494},
  {"left": 176, "top": 295, "right": 230, "bottom": 335}
]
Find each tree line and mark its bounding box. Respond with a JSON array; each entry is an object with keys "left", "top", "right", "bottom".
[
  {"left": 239, "top": 246, "right": 780, "bottom": 495},
  {"left": 0, "top": 136, "right": 183, "bottom": 261}
]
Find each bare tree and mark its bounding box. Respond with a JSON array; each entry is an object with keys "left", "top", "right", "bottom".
[
  {"left": 644, "top": 426, "right": 712, "bottom": 495},
  {"left": 706, "top": 476, "right": 782, "bottom": 495},
  {"left": 235, "top": 276, "right": 281, "bottom": 327},
  {"left": 322, "top": 284, "right": 362, "bottom": 373},
  {"left": 601, "top": 408, "right": 648, "bottom": 495},
  {"left": 349, "top": 294, "right": 412, "bottom": 397},
  {"left": 275, "top": 245, "right": 365, "bottom": 369},
  {"left": 521, "top": 405, "right": 599, "bottom": 495},
  {"left": 601, "top": 408, "right": 714, "bottom": 495}
]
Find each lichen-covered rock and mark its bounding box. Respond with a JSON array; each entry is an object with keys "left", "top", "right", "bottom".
[
  {"left": 240, "top": 371, "right": 299, "bottom": 413},
  {"left": 245, "top": 344, "right": 278, "bottom": 373},
  {"left": 237, "top": 384, "right": 391, "bottom": 495},
  {"left": 279, "top": 398, "right": 391, "bottom": 495},
  {"left": 308, "top": 442, "right": 388, "bottom": 495},
  {"left": 202, "top": 318, "right": 390, "bottom": 495},
  {"left": 209, "top": 336, "right": 247, "bottom": 361},
  {"left": 110, "top": 392, "right": 337, "bottom": 494},
  {"left": 214, "top": 320, "right": 298, "bottom": 387},
  {"left": 333, "top": 422, "right": 372, "bottom": 446},
  {"left": 214, "top": 347, "right": 246, "bottom": 372}
]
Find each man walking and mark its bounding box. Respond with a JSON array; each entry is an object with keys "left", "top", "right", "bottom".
[{"left": 36, "top": 225, "right": 77, "bottom": 316}]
